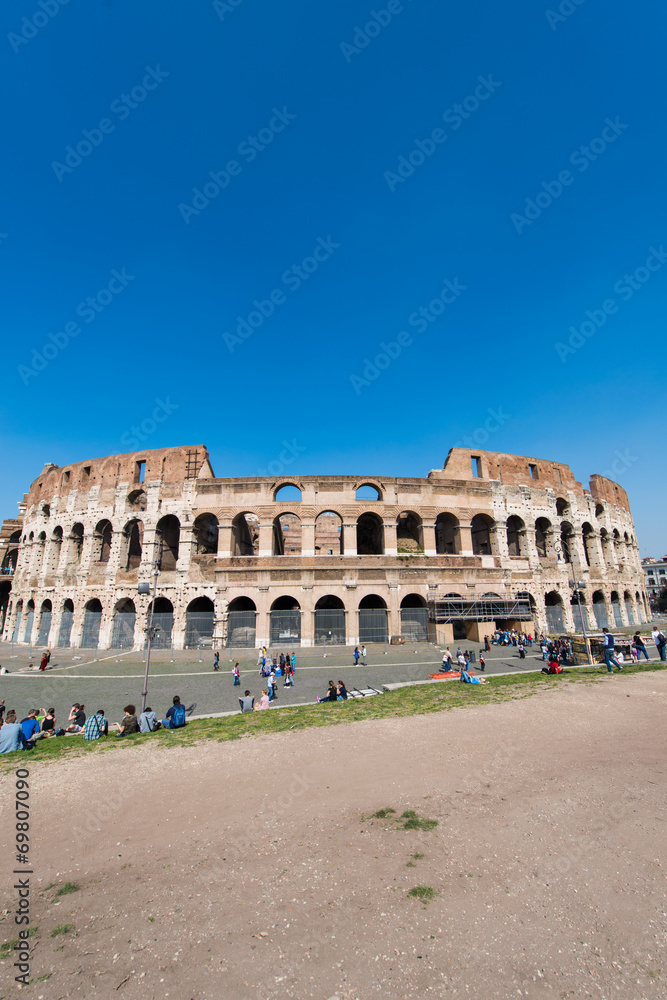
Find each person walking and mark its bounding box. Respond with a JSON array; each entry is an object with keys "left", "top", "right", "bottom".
[
  {"left": 632, "top": 631, "right": 650, "bottom": 661},
  {"left": 213, "top": 651, "right": 220, "bottom": 671},
  {"left": 361, "top": 645, "right": 367, "bottom": 666},
  {"left": 651, "top": 625, "right": 667, "bottom": 661},
  {"left": 601, "top": 628, "right": 622, "bottom": 672},
  {"left": 484, "top": 635, "right": 490, "bottom": 652},
  {"left": 354, "top": 646, "right": 360, "bottom": 666},
  {"left": 232, "top": 662, "right": 240, "bottom": 686},
  {"left": 268, "top": 669, "right": 277, "bottom": 702},
  {"left": 479, "top": 653, "right": 485, "bottom": 671}
]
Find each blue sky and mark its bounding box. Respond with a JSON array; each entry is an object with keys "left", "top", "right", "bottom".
[{"left": 1, "top": 0, "right": 664, "bottom": 554}]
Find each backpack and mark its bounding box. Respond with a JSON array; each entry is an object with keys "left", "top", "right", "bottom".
[{"left": 172, "top": 704, "right": 186, "bottom": 728}]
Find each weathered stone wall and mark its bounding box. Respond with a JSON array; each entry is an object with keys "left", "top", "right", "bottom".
[{"left": 3, "top": 446, "right": 648, "bottom": 650}]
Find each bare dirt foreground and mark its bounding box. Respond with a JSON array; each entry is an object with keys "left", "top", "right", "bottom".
[{"left": 2, "top": 673, "right": 666, "bottom": 1000}]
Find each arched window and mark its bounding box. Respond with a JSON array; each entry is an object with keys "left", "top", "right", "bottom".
[
  {"left": 535, "top": 518, "right": 551, "bottom": 559},
  {"left": 270, "top": 595, "right": 301, "bottom": 645},
  {"left": 595, "top": 503, "right": 604, "bottom": 518},
  {"left": 471, "top": 514, "right": 494, "bottom": 555},
  {"left": 273, "top": 513, "right": 302, "bottom": 556},
  {"left": 610, "top": 591, "right": 623, "bottom": 627},
  {"left": 148, "top": 597, "right": 174, "bottom": 648},
  {"left": 396, "top": 511, "right": 423, "bottom": 553},
  {"left": 314, "top": 595, "right": 345, "bottom": 646},
  {"left": 194, "top": 513, "right": 219, "bottom": 555},
  {"left": 358, "top": 594, "right": 388, "bottom": 644},
  {"left": 58, "top": 599, "right": 74, "bottom": 646},
  {"left": 127, "top": 489, "right": 147, "bottom": 512},
  {"left": 559, "top": 522, "right": 574, "bottom": 563},
  {"left": 400, "top": 593, "right": 428, "bottom": 642},
  {"left": 314, "top": 511, "right": 343, "bottom": 555},
  {"left": 544, "top": 591, "right": 564, "bottom": 633},
  {"left": 23, "top": 600, "right": 35, "bottom": 643},
  {"left": 232, "top": 513, "right": 259, "bottom": 556},
  {"left": 68, "top": 523, "right": 84, "bottom": 564},
  {"left": 94, "top": 520, "right": 113, "bottom": 563},
  {"left": 592, "top": 591, "right": 608, "bottom": 629},
  {"left": 111, "top": 598, "right": 136, "bottom": 649},
  {"left": 623, "top": 590, "right": 635, "bottom": 626},
  {"left": 556, "top": 497, "right": 569, "bottom": 516},
  {"left": 355, "top": 483, "right": 381, "bottom": 501},
  {"left": 185, "top": 596, "right": 215, "bottom": 647},
  {"left": 581, "top": 522, "right": 595, "bottom": 567},
  {"left": 37, "top": 599, "right": 52, "bottom": 645},
  {"left": 123, "top": 519, "right": 144, "bottom": 570},
  {"left": 227, "top": 596, "right": 257, "bottom": 649},
  {"left": 435, "top": 513, "right": 459, "bottom": 554},
  {"left": 506, "top": 516, "right": 525, "bottom": 557},
  {"left": 357, "top": 512, "right": 384, "bottom": 555},
  {"left": 156, "top": 515, "right": 180, "bottom": 570},
  {"left": 274, "top": 483, "right": 302, "bottom": 502},
  {"left": 570, "top": 591, "right": 589, "bottom": 632},
  {"left": 81, "top": 598, "right": 103, "bottom": 648}
]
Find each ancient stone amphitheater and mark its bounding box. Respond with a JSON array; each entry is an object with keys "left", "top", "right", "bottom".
[{"left": 0, "top": 446, "right": 648, "bottom": 651}]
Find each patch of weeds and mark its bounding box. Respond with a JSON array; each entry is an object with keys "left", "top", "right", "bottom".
[
  {"left": 53, "top": 881, "right": 80, "bottom": 899},
  {"left": 406, "top": 861, "right": 416, "bottom": 868},
  {"left": 372, "top": 807, "right": 396, "bottom": 819},
  {"left": 147, "top": 917, "right": 155, "bottom": 923},
  {"left": 0, "top": 926, "right": 37, "bottom": 960},
  {"left": 33, "top": 973, "right": 52, "bottom": 983},
  {"left": 411, "top": 852, "right": 425, "bottom": 860},
  {"left": 407, "top": 885, "right": 436, "bottom": 904},
  {"left": 400, "top": 810, "right": 438, "bottom": 831},
  {"left": 53, "top": 945, "right": 64, "bottom": 952},
  {"left": 50, "top": 924, "right": 75, "bottom": 937}
]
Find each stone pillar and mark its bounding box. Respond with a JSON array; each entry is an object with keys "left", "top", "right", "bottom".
[
  {"left": 387, "top": 590, "right": 400, "bottom": 638},
  {"left": 457, "top": 524, "right": 473, "bottom": 556},
  {"left": 301, "top": 521, "right": 316, "bottom": 557},
  {"left": 493, "top": 526, "right": 508, "bottom": 559},
  {"left": 301, "top": 604, "right": 314, "bottom": 648},
  {"left": 218, "top": 522, "right": 233, "bottom": 557},
  {"left": 561, "top": 599, "right": 576, "bottom": 633},
  {"left": 384, "top": 521, "right": 397, "bottom": 557},
  {"left": 343, "top": 523, "right": 357, "bottom": 556},
  {"left": 422, "top": 521, "right": 436, "bottom": 557},
  {"left": 178, "top": 524, "right": 195, "bottom": 573},
  {"left": 258, "top": 522, "right": 274, "bottom": 558}
]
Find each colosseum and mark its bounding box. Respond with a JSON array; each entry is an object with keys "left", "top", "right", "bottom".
[{"left": 0, "top": 445, "right": 649, "bottom": 652}]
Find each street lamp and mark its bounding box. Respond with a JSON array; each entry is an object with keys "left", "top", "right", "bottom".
[
  {"left": 138, "top": 558, "right": 161, "bottom": 715},
  {"left": 569, "top": 578, "right": 592, "bottom": 664}
]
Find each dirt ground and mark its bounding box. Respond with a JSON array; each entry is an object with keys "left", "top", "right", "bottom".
[{"left": 1, "top": 671, "right": 665, "bottom": 999}]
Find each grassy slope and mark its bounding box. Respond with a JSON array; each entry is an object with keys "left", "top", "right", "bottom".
[{"left": 2, "top": 662, "right": 665, "bottom": 771}]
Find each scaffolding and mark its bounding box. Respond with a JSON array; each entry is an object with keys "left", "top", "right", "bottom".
[{"left": 428, "top": 597, "right": 533, "bottom": 623}]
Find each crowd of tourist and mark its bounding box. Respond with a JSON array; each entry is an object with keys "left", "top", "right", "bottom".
[{"left": 0, "top": 694, "right": 189, "bottom": 753}]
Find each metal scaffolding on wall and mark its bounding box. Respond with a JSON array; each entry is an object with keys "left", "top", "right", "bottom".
[{"left": 427, "top": 598, "right": 533, "bottom": 623}]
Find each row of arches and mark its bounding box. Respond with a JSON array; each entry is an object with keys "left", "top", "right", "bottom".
[{"left": 542, "top": 588, "right": 646, "bottom": 631}]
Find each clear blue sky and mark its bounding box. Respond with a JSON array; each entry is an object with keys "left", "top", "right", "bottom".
[{"left": 1, "top": 0, "right": 664, "bottom": 555}]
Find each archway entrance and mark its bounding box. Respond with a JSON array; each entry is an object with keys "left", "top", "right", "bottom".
[
  {"left": 358, "top": 595, "right": 388, "bottom": 645},
  {"left": 314, "top": 595, "right": 346, "bottom": 646},
  {"left": 111, "top": 599, "right": 136, "bottom": 648},
  {"left": 400, "top": 594, "right": 428, "bottom": 641},
  {"left": 227, "top": 597, "right": 257, "bottom": 648},
  {"left": 149, "top": 597, "right": 174, "bottom": 649},
  {"left": 270, "top": 596, "right": 301, "bottom": 646},
  {"left": 185, "top": 597, "right": 215, "bottom": 648}
]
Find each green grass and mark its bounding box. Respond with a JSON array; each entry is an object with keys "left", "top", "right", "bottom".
[
  {"left": 407, "top": 885, "right": 436, "bottom": 903},
  {"left": 372, "top": 807, "right": 397, "bottom": 819},
  {"left": 1, "top": 661, "right": 664, "bottom": 771},
  {"left": 53, "top": 881, "right": 80, "bottom": 899},
  {"left": 49, "top": 924, "right": 75, "bottom": 938},
  {"left": 0, "top": 926, "right": 37, "bottom": 960},
  {"left": 399, "top": 809, "right": 438, "bottom": 831}
]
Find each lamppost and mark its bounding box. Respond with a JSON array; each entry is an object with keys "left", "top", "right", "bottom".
[
  {"left": 569, "top": 578, "right": 592, "bottom": 664},
  {"left": 138, "top": 551, "right": 161, "bottom": 715}
]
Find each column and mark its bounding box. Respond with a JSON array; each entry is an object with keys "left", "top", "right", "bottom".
[
  {"left": 301, "top": 521, "right": 316, "bottom": 557},
  {"left": 492, "top": 526, "right": 507, "bottom": 559},
  {"left": 384, "top": 521, "right": 397, "bottom": 557},
  {"left": 178, "top": 524, "right": 195, "bottom": 573},
  {"left": 457, "top": 524, "right": 473, "bottom": 556},
  {"left": 258, "top": 522, "right": 274, "bottom": 558},
  {"left": 218, "top": 522, "right": 233, "bottom": 557},
  {"left": 301, "top": 603, "right": 314, "bottom": 647},
  {"left": 422, "top": 521, "right": 436, "bottom": 557},
  {"left": 343, "top": 523, "right": 357, "bottom": 556}
]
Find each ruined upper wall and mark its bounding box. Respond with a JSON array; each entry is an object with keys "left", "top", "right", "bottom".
[
  {"left": 589, "top": 474, "right": 630, "bottom": 513},
  {"left": 439, "top": 448, "right": 582, "bottom": 492},
  {"left": 25, "top": 446, "right": 213, "bottom": 507}
]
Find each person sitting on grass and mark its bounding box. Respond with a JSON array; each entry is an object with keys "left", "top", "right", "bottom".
[
  {"left": 40, "top": 707, "right": 57, "bottom": 737},
  {"left": 254, "top": 688, "right": 270, "bottom": 710},
  {"left": 112, "top": 705, "right": 139, "bottom": 736},
  {"left": 542, "top": 656, "right": 563, "bottom": 675},
  {"left": 460, "top": 669, "right": 489, "bottom": 685},
  {"left": 65, "top": 703, "right": 86, "bottom": 733},
  {"left": 84, "top": 709, "right": 108, "bottom": 740},
  {"left": 20, "top": 709, "right": 45, "bottom": 744},
  {"left": 0, "top": 710, "right": 22, "bottom": 753},
  {"left": 337, "top": 680, "right": 348, "bottom": 700},
  {"left": 139, "top": 707, "right": 160, "bottom": 732},
  {"left": 162, "top": 695, "right": 187, "bottom": 728},
  {"left": 318, "top": 680, "right": 338, "bottom": 703},
  {"left": 239, "top": 690, "right": 255, "bottom": 713}
]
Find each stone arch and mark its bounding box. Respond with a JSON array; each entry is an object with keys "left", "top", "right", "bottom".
[
  {"left": 232, "top": 512, "right": 259, "bottom": 556},
  {"left": 127, "top": 489, "right": 147, "bottom": 512},
  {"left": 544, "top": 590, "right": 565, "bottom": 633},
  {"left": 435, "top": 512, "right": 459, "bottom": 554},
  {"left": 122, "top": 519, "right": 144, "bottom": 570},
  {"left": 81, "top": 598, "right": 103, "bottom": 648},
  {"left": 506, "top": 515, "right": 525, "bottom": 557},
  {"left": 535, "top": 517, "right": 551, "bottom": 559},
  {"left": 185, "top": 596, "right": 215, "bottom": 648},
  {"left": 314, "top": 511, "right": 343, "bottom": 555},
  {"left": 273, "top": 512, "right": 302, "bottom": 556},
  {"left": 355, "top": 482, "right": 382, "bottom": 501},
  {"left": 471, "top": 514, "right": 494, "bottom": 555},
  {"left": 194, "top": 513, "right": 219, "bottom": 555},
  {"left": 623, "top": 590, "right": 635, "bottom": 625},
  {"left": 358, "top": 593, "right": 388, "bottom": 644},
  {"left": 270, "top": 595, "right": 301, "bottom": 646},
  {"left": 274, "top": 483, "right": 302, "bottom": 502},
  {"left": 314, "top": 594, "right": 346, "bottom": 646},
  {"left": 559, "top": 521, "right": 574, "bottom": 563},
  {"left": 111, "top": 598, "right": 136, "bottom": 649},
  {"left": 581, "top": 522, "right": 595, "bottom": 567},
  {"left": 357, "top": 512, "right": 384, "bottom": 555},
  {"left": 397, "top": 511, "right": 423, "bottom": 553},
  {"left": 610, "top": 591, "right": 623, "bottom": 627},
  {"left": 227, "top": 596, "right": 257, "bottom": 648},
  {"left": 23, "top": 599, "right": 35, "bottom": 642},
  {"left": 400, "top": 593, "right": 428, "bottom": 642},
  {"left": 556, "top": 497, "right": 569, "bottom": 516},
  {"left": 570, "top": 590, "right": 589, "bottom": 632},
  {"left": 37, "top": 599, "right": 53, "bottom": 645},
  {"left": 94, "top": 519, "right": 113, "bottom": 563},
  {"left": 595, "top": 503, "right": 604, "bottom": 518},
  {"left": 156, "top": 515, "right": 180, "bottom": 570},
  {"left": 68, "top": 523, "right": 84, "bottom": 564},
  {"left": 12, "top": 598, "right": 24, "bottom": 642},
  {"left": 148, "top": 596, "right": 174, "bottom": 648},
  {"left": 58, "top": 598, "right": 75, "bottom": 646}
]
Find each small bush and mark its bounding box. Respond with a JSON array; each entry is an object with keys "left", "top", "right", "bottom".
[
  {"left": 408, "top": 885, "right": 436, "bottom": 903},
  {"left": 400, "top": 810, "right": 438, "bottom": 831},
  {"left": 53, "top": 882, "right": 80, "bottom": 899},
  {"left": 372, "top": 807, "right": 396, "bottom": 819}
]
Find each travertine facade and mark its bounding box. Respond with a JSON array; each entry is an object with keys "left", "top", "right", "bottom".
[{"left": 1, "top": 445, "right": 648, "bottom": 650}]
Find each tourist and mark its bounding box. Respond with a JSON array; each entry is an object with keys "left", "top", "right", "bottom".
[
  {"left": 484, "top": 635, "right": 490, "bottom": 651},
  {"left": 40, "top": 707, "right": 57, "bottom": 737},
  {"left": 0, "top": 700, "right": 5, "bottom": 724},
  {"left": 233, "top": 662, "right": 240, "bottom": 686},
  {"left": 162, "top": 695, "right": 186, "bottom": 728},
  {"left": 354, "top": 647, "right": 359, "bottom": 665},
  {"left": 460, "top": 669, "right": 489, "bottom": 685},
  {"left": 337, "top": 680, "right": 348, "bottom": 700},
  {"left": 65, "top": 703, "right": 86, "bottom": 733},
  {"left": 479, "top": 653, "right": 485, "bottom": 671},
  {"left": 0, "top": 710, "right": 22, "bottom": 753},
  {"left": 651, "top": 625, "right": 667, "bottom": 661},
  {"left": 361, "top": 645, "right": 367, "bottom": 665},
  {"left": 601, "top": 628, "right": 622, "bottom": 672},
  {"left": 279, "top": 653, "right": 285, "bottom": 671},
  {"left": 632, "top": 631, "right": 650, "bottom": 661},
  {"left": 443, "top": 648, "right": 453, "bottom": 670},
  {"left": 139, "top": 707, "right": 160, "bottom": 733},
  {"left": 213, "top": 651, "right": 220, "bottom": 671},
  {"left": 457, "top": 652, "right": 467, "bottom": 671},
  {"left": 318, "top": 680, "right": 338, "bottom": 703},
  {"left": 239, "top": 689, "right": 255, "bottom": 713},
  {"left": 255, "top": 688, "right": 270, "bottom": 710},
  {"left": 20, "top": 709, "right": 43, "bottom": 744},
  {"left": 39, "top": 648, "right": 51, "bottom": 671},
  {"left": 112, "top": 705, "right": 139, "bottom": 736},
  {"left": 284, "top": 662, "right": 294, "bottom": 687},
  {"left": 518, "top": 643, "right": 526, "bottom": 660},
  {"left": 268, "top": 668, "right": 277, "bottom": 702},
  {"left": 84, "top": 709, "right": 108, "bottom": 740}
]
